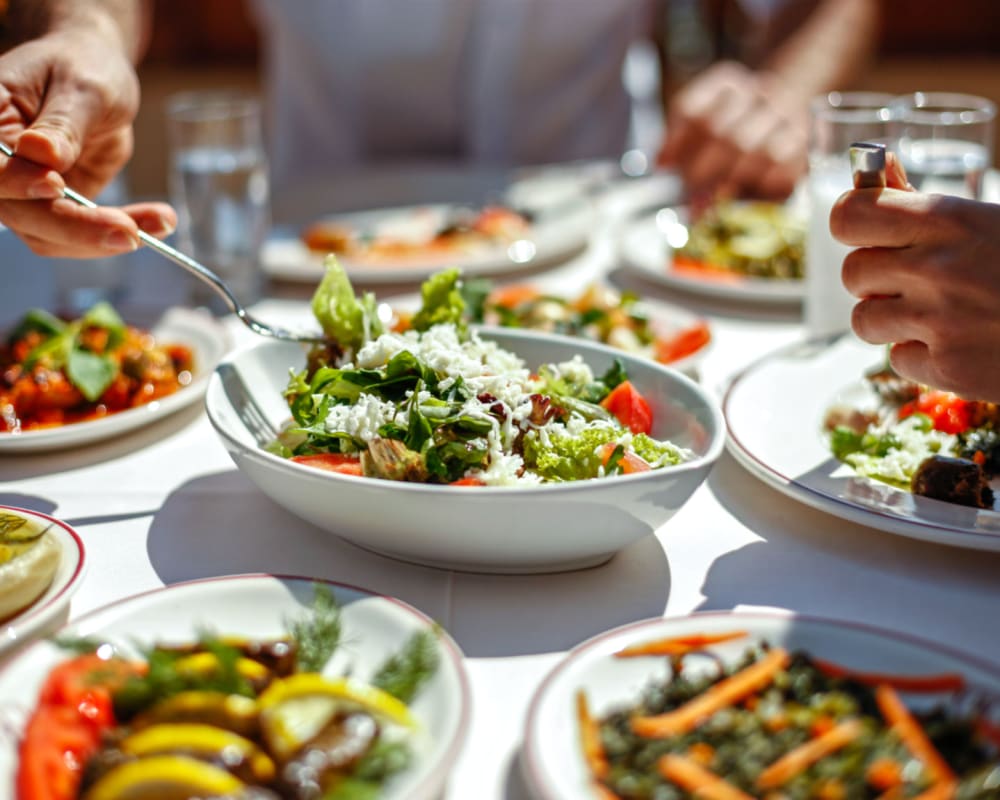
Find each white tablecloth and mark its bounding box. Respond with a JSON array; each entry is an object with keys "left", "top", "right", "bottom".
[{"left": 2, "top": 175, "right": 999, "bottom": 800}]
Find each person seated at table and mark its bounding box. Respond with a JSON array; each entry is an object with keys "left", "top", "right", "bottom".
[
  {"left": 830, "top": 152, "right": 1000, "bottom": 404},
  {"left": 0, "top": 0, "right": 876, "bottom": 260}
]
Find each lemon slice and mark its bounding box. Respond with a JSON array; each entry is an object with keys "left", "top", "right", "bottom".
[
  {"left": 121, "top": 723, "right": 275, "bottom": 784},
  {"left": 81, "top": 754, "right": 245, "bottom": 800},
  {"left": 257, "top": 673, "right": 416, "bottom": 760},
  {"left": 174, "top": 652, "right": 272, "bottom": 685},
  {"left": 133, "top": 691, "right": 259, "bottom": 738}
]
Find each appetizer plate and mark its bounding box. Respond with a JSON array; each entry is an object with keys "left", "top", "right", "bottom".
[
  {"left": 0, "top": 574, "right": 470, "bottom": 800},
  {"left": 619, "top": 206, "right": 805, "bottom": 304},
  {"left": 0, "top": 307, "right": 230, "bottom": 453},
  {"left": 260, "top": 201, "right": 594, "bottom": 284},
  {"left": 724, "top": 334, "right": 1000, "bottom": 550},
  {"left": 522, "top": 610, "right": 1000, "bottom": 800},
  {"left": 206, "top": 328, "right": 725, "bottom": 573},
  {"left": 0, "top": 506, "right": 86, "bottom": 656}
]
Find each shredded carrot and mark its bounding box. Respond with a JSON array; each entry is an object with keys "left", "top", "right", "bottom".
[
  {"left": 866, "top": 757, "right": 904, "bottom": 791},
  {"left": 813, "top": 659, "right": 966, "bottom": 694},
  {"left": 810, "top": 715, "right": 837, "bottom": 737},
  {"left": 631, "top": 648, "right": 790, "bottom": 738},
  {"left": 687, "top": 741, "right": 716, "bottom": 767},
  {"left": 757, "top": 718, "right": 864, "bottom": 789},
  {"left": 576, "top": 690, "right": 609, "bottom": 780},
  {"left": 875, "top": 684, "right": 957, "bottom": 785},
  {"left": 658, "top": 754, "right": 755, "bottom": 800},
  {"left": 615, "top": 631, "right": 747, "bottom": 659}
]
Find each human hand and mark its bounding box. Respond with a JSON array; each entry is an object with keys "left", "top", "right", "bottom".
[
  {"left": 0, "top": 28, "right": 175, "bottom": 258},
  {"left": 831, "top": 153, "right": 1000, "bottom": 401},
  {"left": 658, "top": 61, "right": 808, "bottom": 202}
]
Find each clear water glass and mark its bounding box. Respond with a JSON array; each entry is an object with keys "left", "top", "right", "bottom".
[
  {"left": 165, "top": 91, "right": 270, "bottom": 314},
  {"left": 804, "top": 92, "right": 894, "bottom": 339},
  {"left": 891, "top": 92, "right": 996, "bottom": 200}
]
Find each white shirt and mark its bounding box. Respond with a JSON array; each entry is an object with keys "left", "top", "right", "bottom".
[{"left": 249, "top": 0, "right": 654, "bottom": 194}]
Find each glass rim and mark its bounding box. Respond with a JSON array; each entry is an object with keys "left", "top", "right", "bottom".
[
  {"left": 165, "top": 90, "right": 261, "bottom": 123},
  {"left": 890, "top": 91, "right": 997, "bottom": 125},
  {"left": 810, "top": 91, "right": 895, "bottom": 124}
]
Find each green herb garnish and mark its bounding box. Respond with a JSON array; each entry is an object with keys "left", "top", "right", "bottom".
[
  {"left": 290, "top": 584, "right": 343, "bottom": 673},
  {"left": 371, "top": 628, "right": 439, "bottom": 703}
]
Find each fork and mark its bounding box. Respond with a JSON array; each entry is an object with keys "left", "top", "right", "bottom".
[{"left": 0, "top": 141, "right": 327, "bottom": 344}]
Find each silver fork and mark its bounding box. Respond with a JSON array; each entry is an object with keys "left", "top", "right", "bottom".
[{"left": 0, "top": 141, "right": 327, "bottom": 344}]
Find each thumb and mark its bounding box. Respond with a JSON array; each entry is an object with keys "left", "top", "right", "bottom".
[
  {"left": 13, "top": 80, "right": 98, "bottom": 171},
  {"left": 886, "top": 151, "right": 914, "bottom": 192}
]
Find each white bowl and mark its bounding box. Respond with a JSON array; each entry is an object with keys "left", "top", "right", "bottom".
[
  {"left": 205, "top": 328, "right": 725, "bottom": 573},
  {"left": 523, "top": 611, "right": 1000, "bottom": 800},
  {"left": 0, "top": 574, "right": 470, "bottom": 800}
]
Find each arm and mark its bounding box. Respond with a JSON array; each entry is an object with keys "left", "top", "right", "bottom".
[
  {"left": 0, "top": 0, "right": 173, "bottom": 258},
  {"left": 659, "top": 0, "right": 879, "bottom": 201}
]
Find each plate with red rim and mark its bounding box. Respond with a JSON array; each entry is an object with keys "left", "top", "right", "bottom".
[
  {"left": 261, "top": 200, "right": 595, "bottom": 284},
  {"left": 0, "top": 505, "right": 86, "bottom": 656},
  {"left": 522, "top": 610, "right": 1000, "bottom": 800},
  {"left": 0, "top": 573, "right": 471, "bottom": 800},
  {"left": 0, "top": 307, "right": 230, "bottom": 453},
  {"left": 619, "top": 205, "right": 805, "bottom": 304}
]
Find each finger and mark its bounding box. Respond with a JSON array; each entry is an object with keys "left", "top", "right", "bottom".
[
  {"left": 887, "top": 341, "right": 941, "bottom": 389},
  {"left": 0, "top": 153, "right": 65, "bottom": 199},
  {"left": 0, "top": 197, "right": 140, "bottom": 257},
  {"left": 683, "top": 138, "right": 740, "bottom": 195},
  {"left": 829, "top": 188, "right": 945, "bottom": 248},
  {"left": 885, "top": 151, "right": 913, "bottom": 191},
  {"left": 851, "top": 295, "right": 933, "bottom": 346},
  {"left": 122, "top": 201, "right": 177, "bottom": 239},
  {"left": 841, "top": 246, "right": 919, "bottom": 299}
]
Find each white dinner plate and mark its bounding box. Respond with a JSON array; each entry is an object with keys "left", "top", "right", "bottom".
[
  {"left": 724, "top": 334, "right": 1000, "bottom": 550},
  {"left": 619, "top": 206, "right": 805, "bottom": 304},
  {"left": 1, "top": 506, "right": 86, "bottom": 656},
  {"left": 0, "top": 573, "right": 470, "bottom": 800},
  {"left": 0, "top": 307, "right": 230, "bottom": 453},
  {"left": 522, "top": 610, "right": 1000, "bottom": 800},
  {"left": 261, "top": 200, "right": 594, "bottom": 284}
]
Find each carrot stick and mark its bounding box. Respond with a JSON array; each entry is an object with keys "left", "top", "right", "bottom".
[
  {"left": 631, "top": 648, "right": 790, "bottom": 738},
  {"left": 875, "top": 684, "right": 957, "bottom": 785},
  {"left": 658, "top": 754, "right": 755, "bottom": 800},
  {"left": 615, "top": 631, "right": 747, "bottom": 659},
  {"left": 757, "top": 718, "right": 863, "bottom": 789},
  {"left": 576, "top": 690, "right": 609, "bottom": 780},
  {"left": 813, "top": 659, "right": 966, "bottom": 694}
]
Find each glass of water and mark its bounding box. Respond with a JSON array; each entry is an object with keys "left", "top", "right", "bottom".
[
  {"left": 891, "top": 92, "right": 996, "bottom": 200},
  {"left": 804, "top": 92, "right": 894, "bottom": 339},
  {"left": 165, "top": 91, "right": 270, "bottom": 313}
]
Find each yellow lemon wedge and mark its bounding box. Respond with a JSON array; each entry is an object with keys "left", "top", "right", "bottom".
[
  {"left": 121, "top": 723, "right": 275, "bottom": 784},
  {"left": 257, "top": 673, "right": 416, "bottom": 761},
  {"left": 132, "top": 691, "right": 259, "bottom": 738},
  {"left": 173, "top": 651, "right": 272, "bottom": 686},
  {"left": 81, "top": 754, "right": 245, "bottom": 800}
]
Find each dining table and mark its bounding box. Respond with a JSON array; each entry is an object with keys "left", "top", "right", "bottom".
[{"left": 2, "top": 162, "right": 999, "bottom": 800}]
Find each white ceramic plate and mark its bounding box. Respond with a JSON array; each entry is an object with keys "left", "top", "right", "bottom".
[
  {"left": 619, "top": 206, "right": 805, "bottom": 304},
  {"left": 205, "top": 328, "right": 725, "bottom": 573},
  {"left": 0, "top": 573, "right": 470, "bottom": 800},
  {"left": 0, "top": 307, "right": 230, "bottom": 453},
  {"left": 0, "top": 506, "right": 86, "bottom": 656},
  {"left": 724, "top": 334, "right": 1000, "bottom": 550},
  {"left": 261, "top": 201, "right": 594, "bottom": 284},
  {"left": 523, "top": 610, "right": 1000, "bottom": 800}
]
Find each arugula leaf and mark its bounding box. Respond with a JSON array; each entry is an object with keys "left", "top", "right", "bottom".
[
  {"left": 600, "top": 359, "right": 628, "bottom": 391},
  {"left": 459, "top": 277, "right": 492, "bottom": 323},
  {"left": 66, "top": 348, "right": 117, "bottom": 401},
  {"left": 81, "top": 301, "right": 126, "bottom": 349},
  {"left": 290, "top": 583, "right": 343, "bottom": 673},
  {"left": 371, "top": 628, "right": 439, "bottom": 703}
]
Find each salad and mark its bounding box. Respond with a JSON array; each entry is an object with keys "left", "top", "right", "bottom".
[
  {"left": 271, "top": 260, "right": 692, "bottom": 486},
  {"left": 825, "top": 363, "right": 999, "bottom": 509},
  {"left": 16, "top": 586, "right": 439, "bottom": 800},
  {"left": 1, "top": 303, "right": 195, "bottom": 432},
  {"left": 675, "top": 201, "right": 805, "bottom": 281},
  {"left": 578, "top": 631, "right": 1000, "bottom": 799},
  {"left": 392, "top": 281, "right": 710, "bottom": 368}
]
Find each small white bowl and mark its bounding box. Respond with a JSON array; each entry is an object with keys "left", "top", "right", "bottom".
[{"left": 206, "top": 328, "right": 725, "bottom": 573}]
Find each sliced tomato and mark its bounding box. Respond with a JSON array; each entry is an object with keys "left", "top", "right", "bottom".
[
  {"left": 486, "top": 283, "right": 541, "bottom": 310},
  {"left": 17, "top": 705, "right": 102, "bottom": 800},
  {"left": 898, "top": 390, "right": 972, "bottom": 435},
  {"left": 38, "top": 654, "right": 139, "bottom": 726},
  {"left": 655, "top": 321, "right": 711, "bottom": 364},
  {"left": 449, "top": 476, "right": 486, "bottom": 486},
  {"left": 600, "top": 380, "right": 653, "bottom": 435},
  {"left": 291, "top": 453, "right": 364, "bottom": 476},
  {"left": 599, "top": 443, "right": 651, "bottom": 474}
]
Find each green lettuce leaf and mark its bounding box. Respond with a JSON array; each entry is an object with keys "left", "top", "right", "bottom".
[
  {"left": 410, "top": 268, "right": 466, "bottom": 334},
  {"left": 311, "top": 255, "right": 383, "bottom": 350}
]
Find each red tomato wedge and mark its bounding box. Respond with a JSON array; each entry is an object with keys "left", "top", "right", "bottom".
[
  {"left": 291, "top": 453, "right": 364, "bottom": 476},
  {"left": 600, "top": 381, "right": 653, "bottom": 435},
  {"left": 450, "top": 476, "right": 486, "bottom": 486},
  {"left": 898, "top": 390, "right": 972, "bottom": 435},
  {"left": 655, "top": 321, "right": 711, "bottom": 364},
  {"left": 599, "top": 443, "right": 652, "bottom": 474}
]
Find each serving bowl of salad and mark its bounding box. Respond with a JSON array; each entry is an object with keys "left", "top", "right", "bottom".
[{"left": 206, "top": 262, "right": 724, "bottom": 573}]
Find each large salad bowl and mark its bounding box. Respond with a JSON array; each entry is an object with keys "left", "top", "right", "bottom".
[{"left": 206, "top": 328, "right": 724, "bottom": 573}]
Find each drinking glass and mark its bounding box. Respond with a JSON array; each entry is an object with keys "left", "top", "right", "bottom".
[
  {"left": 891, "top": 92, "right": 996, "bottom": 200},
  {"left": 804, "top": 92, "right": 894, "bottom": 339},
  {"left": 165, "top": 91, "right": 270, "bottom": 313}
]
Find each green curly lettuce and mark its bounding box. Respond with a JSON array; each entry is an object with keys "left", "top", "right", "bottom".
[
  {"left": 410, "top": 267, "right": 466, "bottom": 334},
  {"left": 311, "top": 255, "right": 384, "bottom": 350}
]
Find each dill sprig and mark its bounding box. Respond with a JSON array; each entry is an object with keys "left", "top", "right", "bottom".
[
  {"left": 371, "top": 628, "right": 439, "bottom": 703},
  {"left": 290, "top": 583, "right": 343, "bottom": 673}
]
